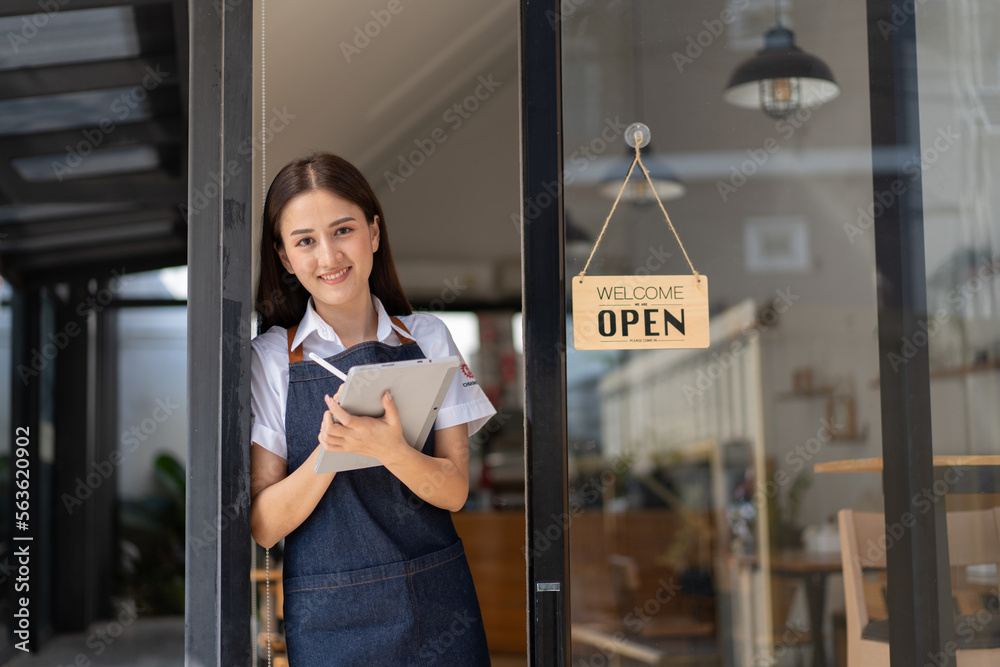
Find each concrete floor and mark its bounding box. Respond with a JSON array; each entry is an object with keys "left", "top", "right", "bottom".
[
  {"left": 7, "top": 616, "right": 184, "bottom": 667},
  {"left": 6, "top": 616, "right": 526, "bottom": 666}
]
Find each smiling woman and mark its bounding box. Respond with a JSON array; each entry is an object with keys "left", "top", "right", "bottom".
[{"left": 248, "top": 152, "right": 495, "bottom": 666}]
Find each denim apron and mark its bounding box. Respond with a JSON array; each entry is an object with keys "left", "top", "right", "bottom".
[{"left": 280, "top": 318, "right": 490, "bottom": 667}]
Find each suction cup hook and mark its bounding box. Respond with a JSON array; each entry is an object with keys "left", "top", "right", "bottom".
[{"left": 624, "top": 122, "right": 651, "bottom": 149}]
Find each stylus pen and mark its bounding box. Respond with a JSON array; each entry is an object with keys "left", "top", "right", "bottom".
[{"left": 308, "top": 352, "right": 349, "bottom": 382}]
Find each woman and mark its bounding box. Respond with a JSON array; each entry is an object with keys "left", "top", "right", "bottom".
[{"left": 249, "top": 152, "right": 495, "bottom": 665}]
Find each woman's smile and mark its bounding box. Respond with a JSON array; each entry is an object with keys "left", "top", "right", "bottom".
[{"left": 318, "top": 266, "right": 351, "bottom": 284}]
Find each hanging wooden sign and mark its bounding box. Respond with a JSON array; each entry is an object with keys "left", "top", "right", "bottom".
[
  {"left": 571, "top": 122, "right": 710, "bottom": 350},
  {"left": 572, "top": 274, "right": 709, "bottom": 349}
]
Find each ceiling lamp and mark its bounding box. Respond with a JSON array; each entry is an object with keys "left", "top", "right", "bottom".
[
  {"left": 723, "top": 9, "right": 839, "bottom": 119},
  {"left": 599, "top": 144, "right": 686, "bottom": 204}
]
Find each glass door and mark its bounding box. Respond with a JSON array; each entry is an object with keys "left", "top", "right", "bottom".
[{"left": 557, "top": 1, "right": 882, "bottom": 665}]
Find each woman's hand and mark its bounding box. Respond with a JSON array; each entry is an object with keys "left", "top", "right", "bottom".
[{"left": 318, "top": 386, "right": 411, "bottom": 465}]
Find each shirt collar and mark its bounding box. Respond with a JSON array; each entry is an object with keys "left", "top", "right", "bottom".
[{"left": 291, "top": 296, "right": 396, "bottom": 352}]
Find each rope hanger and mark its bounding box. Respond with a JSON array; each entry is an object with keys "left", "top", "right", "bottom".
[{"left": 577, "top": 123, "right": 700, "bottom": 283}]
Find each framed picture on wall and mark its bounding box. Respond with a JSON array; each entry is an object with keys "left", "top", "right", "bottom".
[{"left": 743, "top": 216, "right": 811, "bottom": 273}]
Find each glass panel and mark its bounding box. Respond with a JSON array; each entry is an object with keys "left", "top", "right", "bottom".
[
  {"left": 0, "top": 87, "right": 155, "bottom": 137},
  {"left": 917, "top": 0, "right": 1000, "bottom": 650},
  {"left": 12, "top": 145, "right": 160, "bottom": 182},
  {"left": 0, "top": 7, "right": 140, "bottom": 71},
  {"left": 562, "top": 2, "right": 880, "bottom": 665}
]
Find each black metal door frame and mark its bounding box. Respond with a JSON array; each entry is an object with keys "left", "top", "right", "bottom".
[
  {"left": 520, "top": 1, "right": 571, "bottom": 664},
  {"left": 866, "top": 1, "right": 953, "bottom": 665},
  {"left": 186, "top": 0, "right": 253, "bottom": 664}
]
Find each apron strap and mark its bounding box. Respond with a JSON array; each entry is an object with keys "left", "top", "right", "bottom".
[
  {"left": 389, "top": 316, "right": 416, "bottom": 345},
  {"left": 287, "top": 325, "right": 304, "bottom": 363}
]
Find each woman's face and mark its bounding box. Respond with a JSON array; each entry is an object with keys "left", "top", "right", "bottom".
[{"left": 275, "top": 189, "right": 379, "bottom": 319}]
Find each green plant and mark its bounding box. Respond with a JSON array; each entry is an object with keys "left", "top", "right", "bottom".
[
  {"left": 775, "top": 470, "right": 811, "bottom": 548},
  {"left": 119, "top": 451, "right": 186, "bottom": 614}
]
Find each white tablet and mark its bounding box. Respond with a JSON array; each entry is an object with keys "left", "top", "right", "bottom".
[{"left": 313, "top": 356, "right": 461, "bottom": 473}]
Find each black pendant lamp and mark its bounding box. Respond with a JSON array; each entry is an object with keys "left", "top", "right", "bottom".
[
  {"left": 599, "top": 142, "right": 686, "bottom": 204},
  {"left": 600, "top": 2, "right": 685, "bottom": 204},
  {"left": 723, "top": 4, "right": 839, "bottom": 119}
]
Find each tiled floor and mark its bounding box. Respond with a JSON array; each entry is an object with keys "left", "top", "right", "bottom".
[{"left": 7, "top": 616, "right": 527, "bottom": 666}]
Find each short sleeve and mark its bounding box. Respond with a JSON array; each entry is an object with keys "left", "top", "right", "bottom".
[
  {"left": 407, "top": 314, "right": 497, "bottom": 436},
  {"left": 250, "top": 342, "right": 288, "bottom": 460}
]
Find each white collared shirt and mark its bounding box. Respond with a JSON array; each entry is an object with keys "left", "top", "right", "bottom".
[{"left": 250, "top": 296, "right": 497, "bottom": 460}]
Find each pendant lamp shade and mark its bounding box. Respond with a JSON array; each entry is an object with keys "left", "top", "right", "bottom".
[
  {"left": 599, "top": 145, "right": 686, "bottom": 204},
  {"left": 723, "top": 26, "right": 839, "bottom": 119}
]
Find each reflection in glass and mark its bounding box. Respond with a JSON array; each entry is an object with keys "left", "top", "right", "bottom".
[{"left": 563, "top": 1, "right": 880, "bottom": 665}]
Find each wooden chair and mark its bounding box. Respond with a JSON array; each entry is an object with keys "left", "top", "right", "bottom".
[{"left": 839, "top": 508, "right": 1000, "bottom": 667}]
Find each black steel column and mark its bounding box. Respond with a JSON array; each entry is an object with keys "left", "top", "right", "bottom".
[
  {"left": 51, "top": 285, "right": 98, "bottom": 631},
  {"left": 93, "top": 288, "right": 119, "bottom": 621},
  {"left": 186, "top": 0, "right": 253, "bottom": 663},
  {"left": 520, "top": 1, "right": 570, "bottom": 664},
  {"left": 866, "top": 1, "right": 952, "bottom": 665}
]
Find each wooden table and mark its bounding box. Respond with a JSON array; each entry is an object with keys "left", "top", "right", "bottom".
[
  {"left": 814, "top": 455, "right": 1000, "bottom": 474},
  {"left": 730, "top": 550, "right": 842, "bottom": 667},
  {"left": 816, "top": 456, "right": 1000, "bottom": 504}
]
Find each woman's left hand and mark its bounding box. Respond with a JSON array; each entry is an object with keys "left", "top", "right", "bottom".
[{"left": 318, "top": 386, "right": 410, "bottom": 465}]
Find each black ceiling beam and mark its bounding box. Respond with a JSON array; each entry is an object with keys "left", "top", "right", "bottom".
[
  {"left": 9, "top": 249, "right": 188, "bottom": 290},
  {"left": 0, "top": 0, "right": 168, "bottom": 18},
  {"left": 0, "top": 54, "right": 178, "bottom": 101},
  {"left": 3, "top": 234, "right": 186, "bottom": 279},
  {"left": 0, "top": 205, "right": 182, "bottom": 240},
  {"left": 0, "top": 119, "right": 183, "bottom": 157},
  {"left": 6, "top": 171, "right": 185, "bottom": 205}
]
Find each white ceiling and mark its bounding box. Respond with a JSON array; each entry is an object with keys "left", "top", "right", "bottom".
[{"left": 253, "top": 0, "right": 520, "bottom": 304}]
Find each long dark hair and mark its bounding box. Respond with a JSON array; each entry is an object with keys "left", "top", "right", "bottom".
[{"left": 256, "top": 153, "right": 411, "bottom": 332}]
